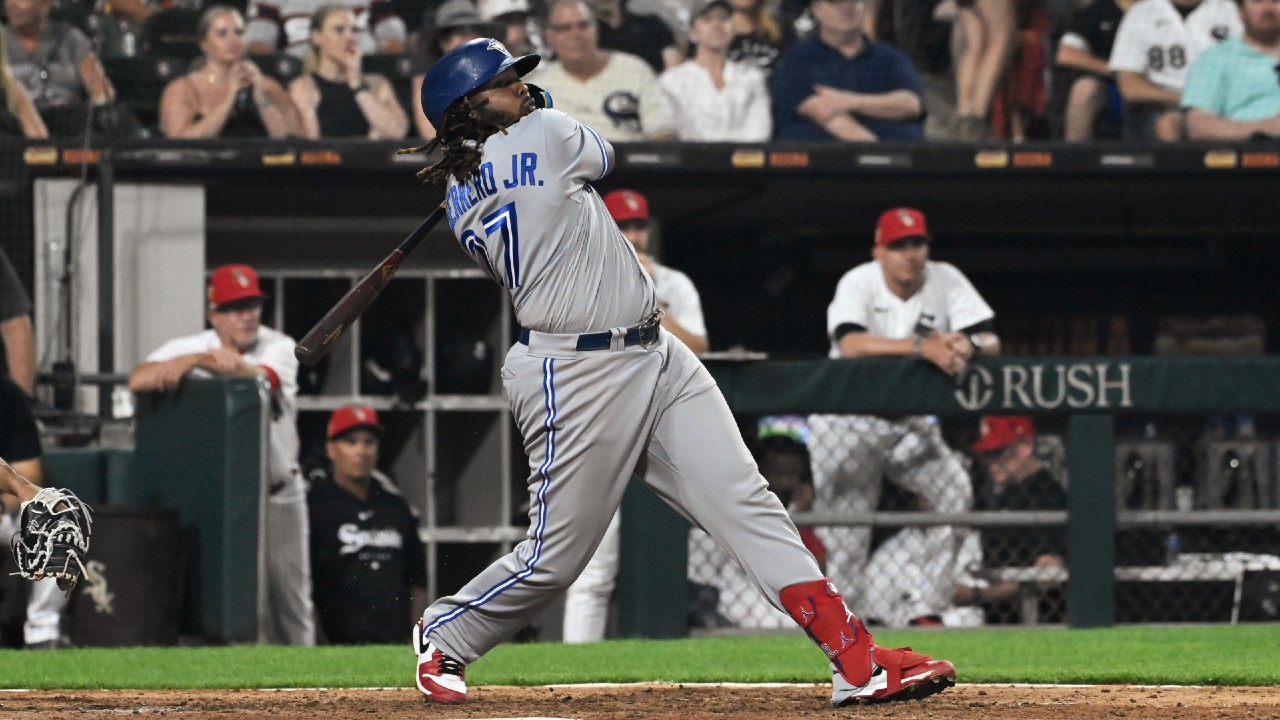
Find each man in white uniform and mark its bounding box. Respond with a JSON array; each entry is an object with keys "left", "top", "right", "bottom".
[
  {"left": 411, "top": 38, "right": 954, "bottom": 707},
  {"left": 561, "top": 188, "right": 708, "bottom": 643},
  {"left": 808, "top": 208, "right": 997, "bottom": 625},
  {"left": 128, "top": 264, "right": 315, "bottom": 646},
  {"left": 1107, "top": 0, "right": 1240, "bottom": 139}
]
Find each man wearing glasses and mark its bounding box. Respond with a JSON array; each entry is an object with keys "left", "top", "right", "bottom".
[
  {"left": 770, "top": 0, "right": 925, "bottom": 141},
  {"left": 528, "top": 0, "right": 675, "bottom": 140},
  {"left": 807, "top": 207, "right": 998, "bottom": 624}
]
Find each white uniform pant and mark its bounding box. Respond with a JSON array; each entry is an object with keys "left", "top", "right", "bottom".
[
  {"left": 807, "top": 414, "right": 973, "bottom": 618},
  {"left": 562, "top": 508, "right": 620, "bottom": 643},
  {"left": 420, "top": 330, "right": 823, "bottom": 663},
  {"left": 262, "top": 478, "right": 315, "bottom": 646}
]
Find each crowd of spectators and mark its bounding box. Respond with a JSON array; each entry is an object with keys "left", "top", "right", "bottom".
[{"left": 2, "top": 0, "right": 1276, "bottom": 142}]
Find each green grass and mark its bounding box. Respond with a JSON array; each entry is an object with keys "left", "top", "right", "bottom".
[{"left": 1, "top": 625, "right": 1277, "bottom": 689}]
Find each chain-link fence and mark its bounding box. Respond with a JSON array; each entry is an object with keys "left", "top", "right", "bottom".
[{"left": 688, "top": 412, "right": 1280, "bottom": 631}]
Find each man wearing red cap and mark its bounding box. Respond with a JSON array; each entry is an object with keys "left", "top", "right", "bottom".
[
  {"left": 562, "top": 187, "right": 709, "bottom": 644},
  {"left": 965, "top": 415, "right": 1067, "bottom": 623},
  {"left": 307, "top": 405, "right": 427, "bottom": 644},
  {"left": 129, "top": 263, "right": 315, "bottom": 645},
  {"left": 808, "top": 207, "right": 999, "bottom": 625}
]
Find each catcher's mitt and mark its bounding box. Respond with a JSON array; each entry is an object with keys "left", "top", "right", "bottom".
[{"left": 10, "top": 487, "right": 93, "bottom": 592}]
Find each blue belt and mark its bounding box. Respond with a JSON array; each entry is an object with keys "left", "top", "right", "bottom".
[{"left": 518, "top": 323, "right": 659, "bottom": 351}]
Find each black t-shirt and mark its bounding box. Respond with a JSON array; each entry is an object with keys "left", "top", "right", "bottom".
[
  {"left": 0, "top": 377, "right": 41, "bottom": 461},
  {"left": 1065, "top": 0, "right": 1124, "bottom": 62},
  {"left": 307, "top": 469, "right": 426, "bottom": 644},
  {"left": 597, "top": 12, "right": 674, "bottom": 75},
  {"left": 979, "top": 467, "right": 1067, "bottom": 568},
  {"left": 728, "top": 26, "right": 795, "bottom": 77}
]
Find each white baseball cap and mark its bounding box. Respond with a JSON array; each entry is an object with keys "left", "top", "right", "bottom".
[{"left": 480, "top": 0, "right": 530, "bottom": 21}]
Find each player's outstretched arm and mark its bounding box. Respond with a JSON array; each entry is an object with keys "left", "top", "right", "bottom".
[{"left": 0, "top": 457, "right": 41, "bottom": 505}]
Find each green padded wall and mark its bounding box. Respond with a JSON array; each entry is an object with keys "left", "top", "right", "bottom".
[{"left": 132, "top": 377, "right": 263, "bottom": 642}]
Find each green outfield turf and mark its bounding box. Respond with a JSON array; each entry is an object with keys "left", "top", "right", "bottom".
[{"left": 0, "top": 625, "right": 1276, "bottom": 689}]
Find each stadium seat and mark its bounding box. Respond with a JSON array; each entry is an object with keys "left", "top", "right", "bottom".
[
  {"left": 251, "top": 52, "right": 305, "bottom": 87},
  {"left": 102, "top": 55, "right": 188, "bottom": 133},
  {"left": 361, "top": 53, "right": 416, "bottom": 116},
  {"left": 48, "top": 0, "right": 95, "bottom": 30},
  {"left": 141, "top": 8, "right": 203, "bottom": 61}
]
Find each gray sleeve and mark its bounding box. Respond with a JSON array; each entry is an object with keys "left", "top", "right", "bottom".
[
  {"left": 0, "top": 247, "right": 32, "bottom": 321},
  {"left": 61, "top": 25, "right": 94, "bottom": 67}
]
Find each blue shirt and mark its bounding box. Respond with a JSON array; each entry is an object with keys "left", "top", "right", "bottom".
[
  {"left": 770, "top": 34, "right": 925, "bottom": 142},
  {"left": 1181, "top": 38, "right": 1280, "bottom": 121}
]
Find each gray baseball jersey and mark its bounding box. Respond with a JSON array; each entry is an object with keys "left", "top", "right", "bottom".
[
  {"left": 809, "top": 258, "right": 986, "bottom": 616},
  {"left": 419, "top": 108, "right": 822, "bottom": 662}
]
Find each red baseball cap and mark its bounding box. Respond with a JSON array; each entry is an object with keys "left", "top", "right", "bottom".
[
  {"left": 874, "top": 207, "right": 930, "bottom": 247},
  {"left": 327, "top": 404, "right": 383, "bottom": 440},
  {"left": 603, "top": 189, "right": 650, "bottom": 223},
  {"left": 972, "top": 416, "right": 1036, "bottom": 453},
  {"left": 207, "top": 264, "right": 267, "bottom": 308}
]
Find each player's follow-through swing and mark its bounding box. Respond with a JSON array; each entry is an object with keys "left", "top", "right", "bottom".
[{"left": 301, "top": 35, "right": 955, "bottom": 710}]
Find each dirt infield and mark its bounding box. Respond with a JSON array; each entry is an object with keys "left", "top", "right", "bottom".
[{"left": 2, "top": 684, "right": 1278, "bottom": 720}]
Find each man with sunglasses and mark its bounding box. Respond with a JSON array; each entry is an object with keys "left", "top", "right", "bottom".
[
  {"left": 129, "top": 263, "right": 315, "bottom": 646},
  {"left": 808, "top": 207, "right": 998, "bottom": 624}
]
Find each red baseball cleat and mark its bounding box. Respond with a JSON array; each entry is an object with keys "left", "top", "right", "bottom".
[
  {"left": 829, "top": 644, "right": 956, "bottom": 705},
  {"left": 414, "top": 620, "right": 467, "bottom": 704}
]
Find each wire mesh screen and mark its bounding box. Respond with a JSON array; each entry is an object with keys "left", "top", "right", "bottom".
[{"left": 687, "top": 412, "right": 1280, "bottom": 631}]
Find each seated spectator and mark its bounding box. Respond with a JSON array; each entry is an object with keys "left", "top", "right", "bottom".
[
  {"left": 2, "top": 0, "right": 114, "bottom": 137},
  {"left": 0, "top": 30, "right": 46, "bottom": 139},
  {"left": 1181, "top": 0, "right": 1280, "bottom": 140},
  {"left": 289, "top": 6, "right": 409, "bottom": 138},
  {"left": 480, "top": 0, "right": 543, "bottom": 56},
  {"left": 1052, "top": 0, "right": 1132, "bottom": 141},
  {"left": 159, "top": 6, "right": 304, "bottom": 138},
  {"left": 245, "top": 0, "right": 407, "bottom": 56},
  {"left": 408, "top": 0, "right": 488, "bottom": 138},
  {"left": 1108, "top": 0, "right": 1240, "bottom": 141},
  {"left": 988, "top": 0, "right": 1050, "bottom": 141},
  {"left": 528, "top": 0, "right": 675, "bottom": 141},
  {"left": 308, "top": 405, "right": 427, "bottom": 644},
  {"left": 590, "top": 0, "right": 681, "bottom": 73},
  {"left": 770, "top": 0, "right": 925, "bottom": 142},
  {"left": 949, "top": 0, "right": 1014, "bottom": 140},
  {"left": 659, "top": 0, "right": 772, "bottom": 141},
  {"left": 727, "top": 0, "right": 795, "bottom": 77}
]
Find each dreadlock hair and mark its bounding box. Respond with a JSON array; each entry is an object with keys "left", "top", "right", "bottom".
[{"left": 398, "top": 96, "right": 512, "bottom": 186}]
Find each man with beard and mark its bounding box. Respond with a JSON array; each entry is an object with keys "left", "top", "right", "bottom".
[{"left": 1182, "top": 0, "right": 1280, "bottom": 139}]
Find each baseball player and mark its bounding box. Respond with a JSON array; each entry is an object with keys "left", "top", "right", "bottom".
[
  {"left": 128, "top": 264, "right": 315, "bottom": 646},
  {"left": 1107, "top": 0, "right": 1241, "bottom": 139},
  {"left": 807, "top": 208, "right": 995, "bottom": 626},
  {"left": 308, "top": 405, "right": 427, "bottom": 644},
  {"left": 409, "top": 38, "right": 955, "bottom": 707},
  {"left": 561, "top": 188, "right": 709, "bottom": 644}
]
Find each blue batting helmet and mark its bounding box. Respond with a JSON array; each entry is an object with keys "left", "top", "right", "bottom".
[{"left": 422, "top": 38, "right": 540, "bottom": 130}]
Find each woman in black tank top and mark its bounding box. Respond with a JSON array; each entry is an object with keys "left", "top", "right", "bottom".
[
  {"left": 158, "top": 6, "right": 303, "bottom": 138},
  {"left": 287, "top": 7, "right": 408, "bottom": 139}
]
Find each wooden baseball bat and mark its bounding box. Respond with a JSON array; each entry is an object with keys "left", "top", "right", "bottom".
[{"left": 294, "top": 203, "right": 447, "bottom": 367}]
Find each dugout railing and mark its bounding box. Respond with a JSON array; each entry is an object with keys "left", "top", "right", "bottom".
[{"left": 621, "top": 356, "right": 1280, "bottom": 637}]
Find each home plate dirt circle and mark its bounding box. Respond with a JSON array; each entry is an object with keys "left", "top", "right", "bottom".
[{"left": 1, "top": 684, "right": 1276, "bottom": 719}]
